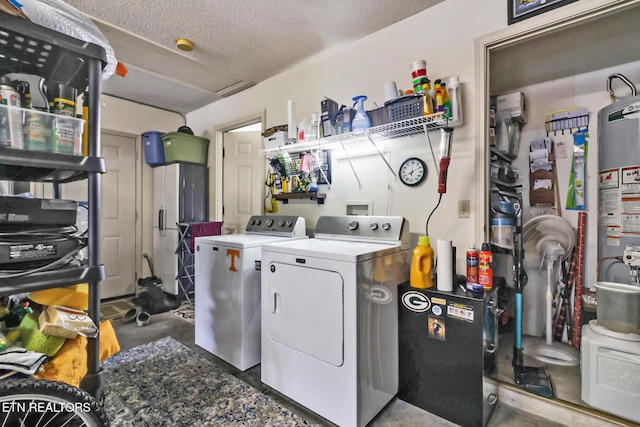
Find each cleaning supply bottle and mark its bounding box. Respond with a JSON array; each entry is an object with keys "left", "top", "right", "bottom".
[
  {"left": 351, "top": 95, "right": 371, "bottom": 131},
  {"left": 479, "top": 242, "right": 493, "bottom": 291},
  {"left": 410, "top": 236, "right": 434, "bottom": 289},
  {"left": 441, "top": 82, "right": 451, "bottom": 119},
  {"left": 466, "top": 245, "right": 481, "bottom": 293},
  {"left": 434, "top": 80, "right": 444, "bottom": 112},
  {"left": 297, "top": 117, "right": 307, "bottom": 142},
  {"left": 448, "top": 76, "right": 463, "bottom": 126},
  {"left": 422, "top": 83, "right": 434, "bottom": 115}
]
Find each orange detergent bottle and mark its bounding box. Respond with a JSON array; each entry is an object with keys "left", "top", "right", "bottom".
[{"left": 410, "top": 236, "right": 434, "bottom": 288}]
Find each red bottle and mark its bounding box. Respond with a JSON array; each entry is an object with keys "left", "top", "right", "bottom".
[
  {"left": 466, "top": 245, "right": 480, "bottom": 292},
  {"left": 479, "top": 242, "right": 493, "bottom": 291}
]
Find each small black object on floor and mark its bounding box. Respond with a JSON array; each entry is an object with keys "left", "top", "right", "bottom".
[{"left": 133, "top": 279, "right": 180, "bottom": 315}]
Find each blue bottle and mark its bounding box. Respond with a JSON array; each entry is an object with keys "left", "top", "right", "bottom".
[{"left": 351, "top": 95, "right": 371, "bottom": 131}]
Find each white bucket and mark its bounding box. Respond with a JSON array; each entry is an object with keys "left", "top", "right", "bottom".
[{"left": 594, "top": 281, "right": 640, "bottom": 334}]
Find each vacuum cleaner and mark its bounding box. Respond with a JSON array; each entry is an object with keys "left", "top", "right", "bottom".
[{"left": 494, "top": 190, "right": 554, "bottom": 399}]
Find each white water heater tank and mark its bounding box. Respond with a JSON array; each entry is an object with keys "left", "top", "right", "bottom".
[{"left": 597, "top": 92, "right": 640, "bottom": 284}]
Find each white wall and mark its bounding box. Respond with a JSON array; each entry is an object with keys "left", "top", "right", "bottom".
[{"left": 188, "top": 0, "right": 507, "bottom": 274}]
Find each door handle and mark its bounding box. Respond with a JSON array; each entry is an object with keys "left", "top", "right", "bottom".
[
  {"left": 159, "top": 209, "right": 164, "bottom": 231},
  {"left": 269, "top": 292, "right": 279, "bottom": 313}
]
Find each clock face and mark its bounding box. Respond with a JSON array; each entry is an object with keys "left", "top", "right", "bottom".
[{"left": 399, "top": 157, "right": 427, "bottom": 187}]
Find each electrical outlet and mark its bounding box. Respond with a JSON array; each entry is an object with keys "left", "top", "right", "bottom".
[{"left": 458, "top": 200, "right": 470, "bottom": 218}]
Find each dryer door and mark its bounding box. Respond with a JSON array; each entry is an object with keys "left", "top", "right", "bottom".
[{"left": 266, "top": 262, "right": 344, "bottom": 366}]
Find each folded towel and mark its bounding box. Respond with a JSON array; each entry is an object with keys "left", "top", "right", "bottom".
[
  {"left": 30, "top": 284, "right": 89, "bottom": 310},
  {"left": 0, "top": 347, "right": 47, "bottom": 375}
]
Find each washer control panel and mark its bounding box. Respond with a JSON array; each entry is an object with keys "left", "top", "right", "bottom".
[{"left": 246, "top": 215, "right": 306, "bottom": 236}]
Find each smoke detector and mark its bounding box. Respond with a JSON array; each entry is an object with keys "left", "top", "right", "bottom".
[{"left": 176, "top": 38, "right": 194, "bottom": 52}]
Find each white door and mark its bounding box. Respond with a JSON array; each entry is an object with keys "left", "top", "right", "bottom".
[
  {"left": 223, "top": 129, "right": 264, "bottom": 233},
  {"left": 61, "top": 132, "right": 137, "bottom": 299},
  {"left": 266, "top": 262, "right": 344, "bottom": 367}
]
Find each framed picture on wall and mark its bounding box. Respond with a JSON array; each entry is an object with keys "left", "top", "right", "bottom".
[{"left": 508, "top": 0, "right": 579, "bottom": 25}]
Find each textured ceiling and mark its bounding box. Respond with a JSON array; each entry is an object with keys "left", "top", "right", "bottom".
[{"left": 63, "top": 0, "right": 444, "bottom": 114}]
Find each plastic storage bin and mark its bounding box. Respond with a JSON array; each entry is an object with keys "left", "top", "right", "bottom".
[
  {"left": 142, "top": 131, "right": 165, "bottom": 166},
  {"left": 0, "top": 104, "right": 85, "bottom": 155},
  {"left": 594, "top": 281, "right": 640, "bottom": 334},
  {"left": 162, "top": 132, "right": 209, "bottom": 165}
]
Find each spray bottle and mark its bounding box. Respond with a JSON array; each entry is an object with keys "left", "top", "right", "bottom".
[
  {"left": 466, "top": 245, "right": 480, "bottom": 292},
  {"left": 479, "top": 242, "right": 493, "bottom": 291},
  {"left": 410, "top": 236, "right": 434, "bottom": 288}
]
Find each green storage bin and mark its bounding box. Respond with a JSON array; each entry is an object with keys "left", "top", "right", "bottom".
[{"left": 162, "top": 132, "right": 209, "bottom": 165}]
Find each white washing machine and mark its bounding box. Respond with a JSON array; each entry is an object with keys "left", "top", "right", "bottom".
[
  {"left": 194, "top": 215, "right": 306, "bottom": 371},
  {"left": 261, "top": 215, "right": 410, "bottom": 427}
]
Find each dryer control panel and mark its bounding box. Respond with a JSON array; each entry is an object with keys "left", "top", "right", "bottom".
[{"left": 314, "top": 215, "right": 409, "bottom": 244}]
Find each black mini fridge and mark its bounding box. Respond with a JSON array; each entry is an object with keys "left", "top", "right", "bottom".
[{"left": 398, "top": 284, "right": 499, "bottom": 427}]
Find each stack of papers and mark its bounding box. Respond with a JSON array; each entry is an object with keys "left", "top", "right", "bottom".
[{"left": 529, "top": 137, "right": 553, "bottom": 173}]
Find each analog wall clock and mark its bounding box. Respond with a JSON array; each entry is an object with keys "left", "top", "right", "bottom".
[{"left": 398, "top": 157, "right": 427, "bottom": 187}]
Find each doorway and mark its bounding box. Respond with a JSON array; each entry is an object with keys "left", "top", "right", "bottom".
[
  {"left": 215, "top": 114, "right": 266, "bottom": 234},
  {"left": 37, "top": 131, "right": 138, "bottom": 300},
  {"left": 475, "top": 0, "right": 640, "bottom": 421}
]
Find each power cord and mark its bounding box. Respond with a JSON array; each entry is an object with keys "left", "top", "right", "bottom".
[
  {"left": 0, "top": 225, "right": 86, "bottom": 278},
  {"left": 426, "top": 193, "right": 443, "bottom": 236}
]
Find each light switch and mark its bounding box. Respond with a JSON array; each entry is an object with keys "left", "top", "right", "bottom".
[{"left": 458, "top": 200, "right": 470, "bottom": 218}]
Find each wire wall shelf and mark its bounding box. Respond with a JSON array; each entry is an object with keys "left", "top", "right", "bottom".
[{"left": 259, "top": 112, "right": 450, "bottom": 156}]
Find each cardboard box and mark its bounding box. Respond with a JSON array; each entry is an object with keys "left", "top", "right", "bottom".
[
  {"left": 321, "top": 98, "right": 339, "bottom": 137},
  {"left": 496, "top": 92, "right": 526, "bottom": 123}
]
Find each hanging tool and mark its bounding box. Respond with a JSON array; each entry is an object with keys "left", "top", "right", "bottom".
[
  {"left": 437, "top": 127, "right": 453, "bottom": 194},
  {"left": 425, "top": 127, "right": 454, "bottom": 236}
]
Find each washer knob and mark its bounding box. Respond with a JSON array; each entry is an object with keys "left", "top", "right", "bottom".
[
  {"left": 250, "top": 219, "right": 256, "bottom": 225},
  {"left": 370, "top": 223, "right": 379, "bottom": 230},
  {"left": 266, "top": 219, "right": 273, "bottom": 227},
  {"left": 255, "top": 219, "right": 261, "bottom": 225},
  {"left": 348, "top": 220, "right": 359, "bottom": 230},
  {"left": 382, "top": 222, "right": 391, "bottom": 231},
  {"left": 278, "top": 220, "right": 286, "bottom": 226},
  {"left": 285, "top": 220, "right": 293, "bottom": 227}
]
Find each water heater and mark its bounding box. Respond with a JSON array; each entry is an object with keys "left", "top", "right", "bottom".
[{"left": 597, "top": 81, "right": 640, "bottom": 285}]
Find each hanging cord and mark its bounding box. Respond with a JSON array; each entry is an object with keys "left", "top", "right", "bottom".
[{"left": 425, "top": 193, "right": 443, "bottom": 236}]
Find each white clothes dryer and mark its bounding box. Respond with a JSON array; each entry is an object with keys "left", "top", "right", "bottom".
[
  {"left": 261, "top": 216, "right": 410, "bottom": 427},
  {"left": 194, "top": 215, "right": 306, "bottom": 371}
]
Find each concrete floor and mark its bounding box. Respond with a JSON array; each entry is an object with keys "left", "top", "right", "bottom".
[{"left": 109, "top": 307, "right": 571, "bottom": 427}]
